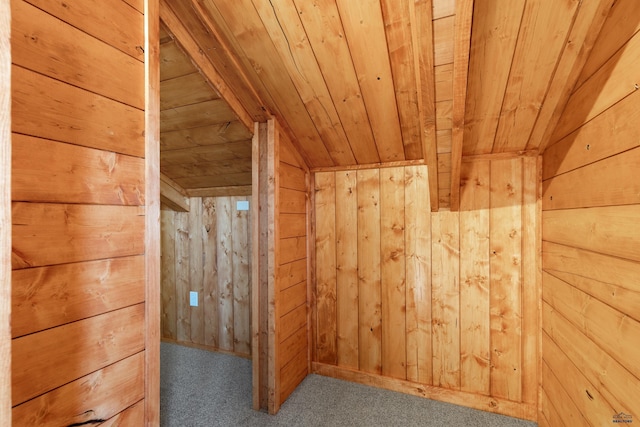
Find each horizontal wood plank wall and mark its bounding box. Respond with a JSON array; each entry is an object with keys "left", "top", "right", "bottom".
[
  {"left": 160, "top": 196, "right": 251, "bottom": 357},
  {"left": 540, "top": 3, "right": 640, "bottom": 424},
  {"left": 313, "top": 161, "right": 539, "bottom": 421},
  {"left": 10, "top": 0, "right": 148, "bottom": 422},
  {"left": 276, "top": 131, "right": 309, "bottom": 406}
]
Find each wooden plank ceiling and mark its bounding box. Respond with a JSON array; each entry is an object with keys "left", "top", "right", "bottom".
[{"left": 160, "top": 0, "right": 614, "bottom": 210}]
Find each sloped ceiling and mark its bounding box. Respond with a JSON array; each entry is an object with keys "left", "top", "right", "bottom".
[{"left": 159, "top": 0, "right": 616, "bottom": 210}]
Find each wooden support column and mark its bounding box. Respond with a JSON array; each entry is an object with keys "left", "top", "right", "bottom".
[
  {"left": 449, "top": 0, "right": 474, "bottom": 211},
  {"left": 0, "top": 0, "right": 10, "bottom": 424},
  {"left": 145, "top": 0, "right": 161, "bottom": 424}
]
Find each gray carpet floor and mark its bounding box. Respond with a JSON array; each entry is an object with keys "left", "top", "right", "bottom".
[{"left": 160, "top": 342, "right": 538, "bottom": 427}]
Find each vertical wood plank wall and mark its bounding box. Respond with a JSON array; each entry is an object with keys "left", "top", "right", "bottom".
[
  {"left": 10, "top": 0, "right": 148, "bottom": 424},
  {"left": 540, "top": 1, "right": 640, "bottom": 425},
  {"left": 313, "top": 160, "right": 539, "bottom": 420},
  {"left": 276, "top": 131, "right": 310, "bottom": 407},
  {"left": 160, "top": 196, "right": 252, "bottom": 357},
  {"left": 0, "top": 0, "right": 10, "bottom": 423}
]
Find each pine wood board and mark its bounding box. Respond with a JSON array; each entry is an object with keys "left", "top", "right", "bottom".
[
  {"left": 99, "top": 400, "right": 145, "bottom": 427},
  {"left": 12, "top": 203, "right": 145, "bottom": 269},
  {"left": 335, "top": 170, "right": 359, "bottom": 370},
  {"left": 543, "top": 90, "right": 640, "bottom": 180},
  {"left": 489, "top": 158, "right": 523, "bottom": 402},
  {"left": 459, "top": 160, "right": 490, "bottom": 395},
  {"left": 543, "top": 272, "right": 640, "bottom": 380},
  {"left": 12, "top": 256, "right": 145, "bottom": 338},
  {"left": 12, "top": 134, "right": 144, "bottom": 205},
  {"left": 232, "top": 196, "right": 251, "bottom": 354},
  {"left": 290, "top": 0, "right": 380, "bottom": 165},
  {"left": 161, "top": 211, "right": 178, "bottom": 340},
  {"left": 13, "top": 0, "right": 145, "bottom": 109},
  {"left": 251, "top": 0, "right": 355, "bottom": 166},
  {"left": 357, "top": 168, "right": 382, "bottom": 375},
  {"left": 543, "top": 241, "right": 640, "bottom": 322},
  {"left": 336, "top": 0, "right": 405, "bottom": 162},
  {"left": 404, "top": 165, "right": 432, "bottom": 384},
  {"left": 380, "top": 167, "right": 407, "bottom": 379},
  {"left": 12, "top": 66, "right": 145, "bottom": 157},
  {"left": 216, "top": 196, "right": 235, "bottom": 351},
  {"left": 202, "top": 197, "right": 220, "bottom": 348},
  {"left": 433, "top": 15, "right": 454, "bottom": 66},
  {"left": 12, "top": 353, "right": 144, "bottom": 427},
  {"left": 542, "top": 205, "right": 640, "bottom": 262},
  {"left": 543, "top": 302, "right": 640, "bottom": 416},
  {"left": 160, "top": 72, "right": 220, "bottom": 110},
  {"left": 12, "top": 304, "right": 145, "bottom": 406},
  {"left": 492, "top": 0, "right": 579, "bottom": 153},
  {"left": 188, "top": 201, "right": 205, "bottom": 345},
  {"left": 161, "top": 123, "right": 251, "bottom": 151},
  {"left": 462, "top": 0, "right": 525, "bottom": 155}
]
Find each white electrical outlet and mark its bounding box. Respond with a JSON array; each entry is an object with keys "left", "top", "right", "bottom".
[
  {"left": 236, "top": 200, "right": 249, "bottom": 211},
  {"left": 189, "top": 291, "right": 198, "bottom": 307}
]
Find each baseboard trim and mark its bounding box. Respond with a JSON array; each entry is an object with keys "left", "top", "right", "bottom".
[{"left": 312, "top": 362, "right": 537, "bottom": 422}]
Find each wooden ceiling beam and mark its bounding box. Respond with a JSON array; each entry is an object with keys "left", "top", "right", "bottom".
[
  {"left": 527, "top": 0, "right": 616, "bottom": 154},
  {"left": 186, "top": 185, "right": 252, "bottom": 198},
  {"left": 449, "top": 0, "right": 474, "bottom": 212},
  {"left": 160, "top": 173, "right": 190, "bottom": 212},
  {"left": 160, "top": 0, "right": 264, "bottom": 132},
  {"left": 411, "top": 0, "right": 439, "bottom": 211}
]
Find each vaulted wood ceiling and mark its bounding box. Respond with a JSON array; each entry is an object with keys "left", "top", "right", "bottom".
[{"left": 159, "top": 0, "right": 616, "bottom": 210}]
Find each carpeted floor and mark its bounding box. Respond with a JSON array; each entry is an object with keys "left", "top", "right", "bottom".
[{"left": 160, "top": 342, "right": 538, "bottom": 427}]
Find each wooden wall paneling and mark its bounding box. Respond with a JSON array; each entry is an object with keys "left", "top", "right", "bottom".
[
  {"left": 430, "top": 210, "right": 460, "bottom": 389},
  {"left": 551, "top": 30, "right": 640, "bottom": 143},
  {"left": 542, "top": 90, "right": 640, "bottom": 180},
  {"left": 404, "top": 165, "right": 431, "bottom": 384},
  {"left": 188, "top": 200, "right": 204, "bottom": 345},
  {"left": 543, "top": 272, "right": 640, "bottom": 381},
  {"left": 12, "top": 66, "right": 144, "bottom": 157},
  {"left": 543, "top": 241, "right": 640, "bottom": 323},
  {"left": 575, "top": 0, "right": 640, "bottom": 89},
  {"left": 12, "top": 352, "right": 144, "bottom": 426},
  {"left": 313, "top": 172, "right": 337, "bottom": 365},
  {"left": 291, "top": 0, "right": 379, "bottom": 165},
  {"left": 527, "top": 0, "right": 616, "bottom": 153},
  {"left": 380, "top": 167, "right": 406, "bottom": 379},
  {"left": 232, "top": 196, "right": 251, "bottom": 354},
  {"left": 336, "top": 0, "right": 405, "bottom": 162},
  {"left": 161, "top": 211, "right": 177, "bottom": 340},
  {"left": 23, "top": 0, "right": 144, "bottom": 60},
  {"left": 216, "top": 196, "right": 234, "bottom": 351},
  {"left": 13, "top": 0, "right": 144, "bottom": 109},
  {"left": 542, "top": 205, "right": 640, "bottom": 263},
  {"left": 462, "top": 0, "right": 525, "bottom": 155},
  {"left": 202, "top": 197, "right": 219, "bottom": 348},
  {"left": 12, "top": 203, "right": 144, "bottom": 269},
  {"left": 542, "top": 147, "right": 640, "bottom": 210},
  {"left": 0, "top": 0, "right": 9, "bottom": 421},
  {"left": 543, "top": 300, "right": 640, "bottom": 416},
  {"left": 357, "top": 169, "right": 382, "bottom": 375},
  {"left": 159, "top": 0, "right": 259, "bottom": 130},
  {"left": 174, "top": 211, "right": 190, "bottom": 342},
  {"left": 541, "top": 359, "right": 589, "bottom": 426},
  {"left": 100, "top": 400, "right": 145, "bottom": 427},
  {"left": 195, "top": 0, "right": 334, "bottom": 168},
  {"left": 458, "top": 160, "right": 490, "bottom": 395},
  {"left": 250, "top": 0, "right": 355, "bottom": 166},
  {"left": 489, "top": 158, "right": 523, "bottom": 402},
  {"left": 12, "top": 304, "right": 145, "bottom": 406},
  {"left": 521, "top": 156, "right": 540, "bottom": 405},
  {"left": 380, "top": 0, "right": 422, "bottom": 159},
  {"left": 492, "top": 0, "right": 579, "bottom": 153},
  {"left": 160, "top": 173, "right": 190, "bottom": 212},
  {"left": 12, "top": 135, "right": 144, "bottom": 205},
  {"left": 335, "top": 171, "right": 359, "bottom": 369},
  {"left": 12, "top": 256, "right": 145, "bottom": 339}
]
